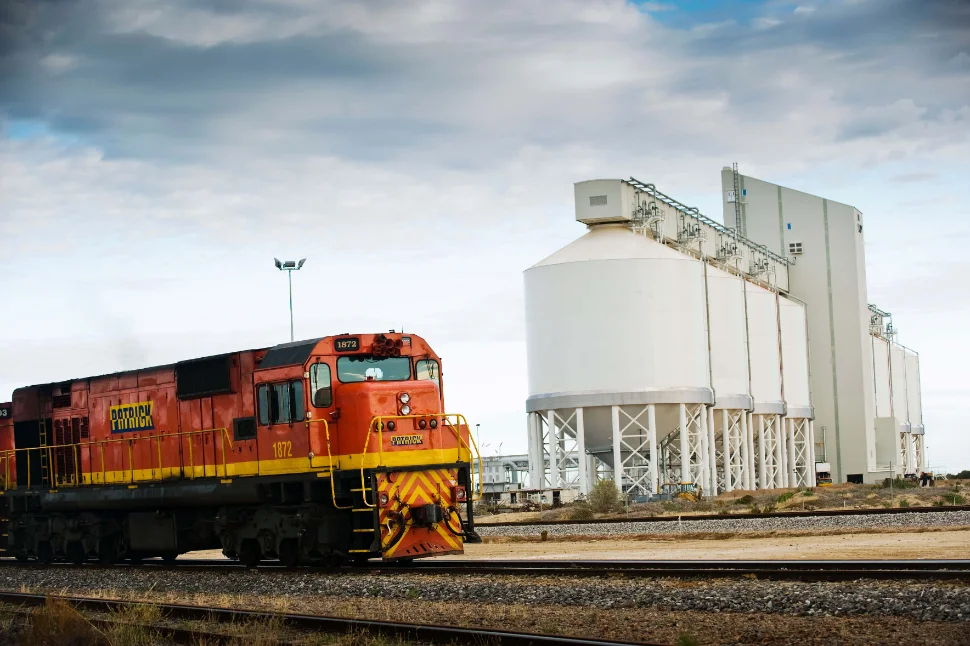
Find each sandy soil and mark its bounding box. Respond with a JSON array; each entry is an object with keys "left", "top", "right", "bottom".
[
  {"left": 185, "top": 528, "right": 970, "bottom": 562},
  {"left": 440, "top": 529, "right": 970, "bottom": 560}
]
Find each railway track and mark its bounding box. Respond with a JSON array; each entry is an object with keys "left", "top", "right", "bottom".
[
  {"left": 478, "top": 504, "right": 970, "bottom": 527},
  {"left": 2, "top": 557, "right": 968, "bottom": 581},
  {"left": 0, "top": 590, "right": 658, "bottom": 645}
]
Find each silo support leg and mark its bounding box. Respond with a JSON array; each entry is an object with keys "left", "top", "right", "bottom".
[
  {"left": 679, "top": 403, "right": 690, "bottom": 485},
  {"left": 757, "top": 415, "right": 767, "bottom": 490},
  {"left": 787, "top": 418, "right": 797, "bottom": 488},
  {"left": 611, "top": 405, "right": 623, "bottom": 492},
  {"left": 576, "top": 408, "right": 588, "bottom": 496},
  {"left": 722, "top": 409, "right": 732, "bottom": 493},
  {"left": 648, "top": 404, "right": 658, "bottom": 495},
  {"left": 707, "top": 406, "right": 717, "bottom": 495}
]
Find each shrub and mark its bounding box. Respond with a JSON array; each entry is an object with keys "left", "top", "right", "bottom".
[
  {"left": 661, "top": 501, "right": 680, "bottom": 512},
  {"left": 899, "top": 499, "right": 910, "bottom": 508},
  {"left": 940, "top": 493, "right": 967, "bottom": 506},
  {"left": 677, "top": 634, "right": 700, "bottom": 646},
  {"left": 569, "top": 502, "right": 595, "bottom": 521},
  {"left": 777, "top": 491, "right": 795, "bottom": 503},
  {"left": 762, "top": 503, "right": 777, "bottom": 513},
  {"left": 801, "top": 488, "right": 814, "bottom": 497},
  {"left": 735, "top": 495, "right": 755, "bottom": 505},
  {"left": 588, "top": 480, "right": 623, "bottom": 513},
  {"left": 540, "top": 530, "right": 549, "bottom": 541},
  {"left": 881, "top": 477, "right": 916, "bottom": 489}
]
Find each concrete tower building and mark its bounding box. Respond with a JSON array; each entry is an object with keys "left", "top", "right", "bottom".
[{"left": 720, "top": 169, "right": 924, "bottom": 483}]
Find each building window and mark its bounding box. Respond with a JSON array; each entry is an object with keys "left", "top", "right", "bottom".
[{"left": 788, "top": 241, "right": 803, "bottom": 254}]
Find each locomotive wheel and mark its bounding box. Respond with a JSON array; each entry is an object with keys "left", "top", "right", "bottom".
[
  {"left": 98, "top": 538, "right": 118, "bottom": 565},
  {"left": 66, "top": 541, "right": 86, "bottom": 565},
  {"left": 161, "top": 553, "right": 178, "bottom": 564},
  {"left": 278, "top": 539, "right": 299, "bottom": 568},
  {"left": 14, "top": 553, "right": 28, "bottom": 563},
  {"left": 239, "top": 539, "right": 261, "bottom": 568},
  {"left": 36, "top": 542, "right": 53, "bottom": 565}
]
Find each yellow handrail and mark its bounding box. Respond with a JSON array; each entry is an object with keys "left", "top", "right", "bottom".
[
  {"left": 0, "top": 427, "right": 233, "bottom": 491},
  {"left": 358, "top": 413, "right": 482, "bottom": 507},
  {"left": 305, "top": 418, "right": 350, "bottom": 509}
]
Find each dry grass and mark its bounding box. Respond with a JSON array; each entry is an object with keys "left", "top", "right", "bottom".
[{"left": 5, "top": 589, "right": 965, "bottom": 646}]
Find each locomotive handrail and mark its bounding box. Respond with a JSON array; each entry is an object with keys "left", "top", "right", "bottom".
[
  {"left": 358, "top": 413, "right": 481, "bottom": 508},
  {"left": 304, "top": 418, "right": 350, "bottom": 510},
  {"left": 0, "top": 427, "right": 233, "bottom": 491}
]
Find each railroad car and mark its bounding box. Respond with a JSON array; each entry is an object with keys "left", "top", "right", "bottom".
[{"left": 0, "top": 333, "right": 481, "bottom": 565}]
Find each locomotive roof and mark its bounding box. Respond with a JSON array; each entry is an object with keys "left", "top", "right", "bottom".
[
  {"left": 15, "top": 334, "right": 428, "bottom": 392},
  {"left": 256, "top": 338, "right": 323, "bottom": 370}
]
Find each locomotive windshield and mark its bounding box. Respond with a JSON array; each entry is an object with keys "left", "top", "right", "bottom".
[{"left": 337, "top": 356, "right": 411, "bottom": 383}]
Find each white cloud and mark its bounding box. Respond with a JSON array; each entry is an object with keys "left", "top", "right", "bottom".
[{"left": 1, "top": 0, "right": 968, "bottom": 466}]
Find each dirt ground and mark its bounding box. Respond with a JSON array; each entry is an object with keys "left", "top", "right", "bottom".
[
  {"left": 184, "top": 527, "right": 970, "bottom": 562},
  {"left": 444, "top": 528, "right": 970, "bottom": 560}
]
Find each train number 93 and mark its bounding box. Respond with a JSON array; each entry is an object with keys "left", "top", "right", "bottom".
[{"left": 272, "top": 441, "right": 292, "bottom": 458}]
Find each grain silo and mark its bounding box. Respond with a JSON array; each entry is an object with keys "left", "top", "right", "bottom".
[
  {"left": 904, "top": 349, "right": 925, "bottom": 471},
  {"left": 525, "top": 178, "right": 802, "bottom": 496},
  {"left": 745, "top": 282, "right": 786, "bottom": 489},
  {"left": 779, "top": 296, "right": 815, "bottom": 487},
  {"left": 707, "top": 266, "right": 753, "bottom": 492}
]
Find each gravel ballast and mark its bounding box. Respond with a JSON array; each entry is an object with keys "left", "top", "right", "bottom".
[
  {"left": 1, "top": 566, "right": 968, "bottom": 623},
  {"left": 475, "top": 510, "right": 970, "bottom": 538}
]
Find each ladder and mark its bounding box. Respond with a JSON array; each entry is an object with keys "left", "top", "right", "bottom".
[
  {"left": 347, "top": 473, "right": 379, "bottom": 558},
  {"left": 39, "top": 419, "right": 50, "bottom": 487}
]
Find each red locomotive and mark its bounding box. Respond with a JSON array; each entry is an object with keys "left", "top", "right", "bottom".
[{"left": 0, "top": 333, "right": 481, "bottom": 565}]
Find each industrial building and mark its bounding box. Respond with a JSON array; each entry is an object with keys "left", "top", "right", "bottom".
[{"left": 522, "top": 169, "right": 924, "bottom": 495}]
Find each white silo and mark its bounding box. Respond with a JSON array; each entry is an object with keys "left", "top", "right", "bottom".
[
  {"left": 889, "top": 343, "right": 910, "bottom": 432},
  {"left": 904, "top": 349, "right": 925, "bottom": 471},
  {"left": 779, "top": 296, "right": 814, "bottom": 487},
  {"left": 525, "top": 183, "right": 713, "bottom": 497},
  {"left": 706, "top": 266, "right": 753, "bottom": 492},
  {"left": 871, "top": 336, "right": 892, "bottom": 418},
  {"left": 745, "top": 282, "right": 785, "bottom": 489}
]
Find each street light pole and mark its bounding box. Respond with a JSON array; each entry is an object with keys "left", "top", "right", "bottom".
[{"left": 274, "top": 258, "right": 306, "bottom": 342}]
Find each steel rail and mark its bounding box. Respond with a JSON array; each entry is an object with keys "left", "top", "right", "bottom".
[
  {"left": 1, "top": 557, "right": 968, "bottom": 581},
  {"left": 479, "top": 504, "right": 970, "bottom": 528},
  {"left": 0, "top": 591, "right": 661, "bottom": 646}
]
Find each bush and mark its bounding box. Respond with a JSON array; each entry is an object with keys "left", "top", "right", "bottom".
[
  {"left": 777, "top": 491, "right": 795, "bottom": 503},
  {"left": 540, "top": 530, "right": 549, "bottom": 541},
  {"left": 735, "top": 495, "right": 754, "bottom": 505},
  {"left": 762, "top": 503, "right": 777, "bottom": 513},
  {"left": 882, "top": 477, "right": 916, "bottom": 489},
  {"left": 801, "top": 489, "right": 814, "bottom": 497},
  {"left": 588, "top": 480, "right": 623, "bottom": 513},
  {"left": 569, "top": 502, "right": 595, "bottom": 521},
  {"left": 940, "top": 493, "right": 967, "bottom": 506},
  {"left": 661, "top": 501, "right": 680, "bottom": 512},
  {"left": 949, "top": 470, "right": 970, "bottom": 480},
  {"left": 899, "top": 499, "right": 910, "bottom": 508}
]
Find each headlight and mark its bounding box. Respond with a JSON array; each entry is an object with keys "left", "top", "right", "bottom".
[
  {"left": 401, "top": 404, "right": 411, "bottom": 415},
  {"left": 399, "top": 393, "right": 410, "bottom": 404}
]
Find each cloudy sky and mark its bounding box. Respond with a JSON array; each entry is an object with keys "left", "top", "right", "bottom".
[{"left": 1, "top": 0, "right": 968, "bottom": 470}]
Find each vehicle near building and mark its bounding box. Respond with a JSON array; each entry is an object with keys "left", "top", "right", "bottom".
[{"left": 0, "top": 333, "right": 480, "bottom": 565}]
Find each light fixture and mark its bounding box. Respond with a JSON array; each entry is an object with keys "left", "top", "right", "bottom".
[
  {"left": 401, "top": 404, "right": 411, "bottom": 416},
  {"left": 399, "top": 393, "right": 410, "bottom": 404}
]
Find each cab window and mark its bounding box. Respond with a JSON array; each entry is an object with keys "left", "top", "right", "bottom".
[
  {"left": 415, "top": 359, "right": 440, "bottom": 385},
  {"left": 310, "top": 363, "right": 332, "bottom": 408},
  {"left": 257, "top": 380, "right": 304, "bottom": 425},
  {"left": 337, "top": 356, "right": 410, "bottom": 383}
]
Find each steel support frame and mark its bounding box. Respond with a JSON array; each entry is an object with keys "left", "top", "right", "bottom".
[
  {"left": 610, "top": 404, "right": 659, "bottom": 496},
  {"left": 717, "top": 408, "right": 747, "bottom": 493}
]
